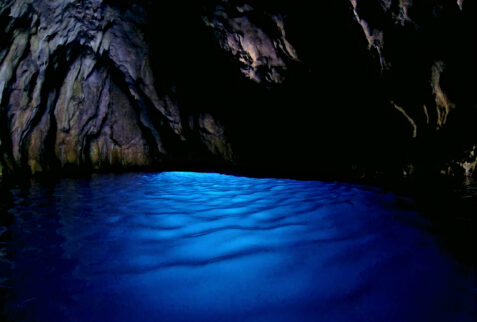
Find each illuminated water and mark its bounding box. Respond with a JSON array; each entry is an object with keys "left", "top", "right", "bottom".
[{"left": 0, "top": 172, "right": 475, "bottom": 321}]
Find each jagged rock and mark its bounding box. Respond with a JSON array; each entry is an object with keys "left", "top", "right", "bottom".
[
  {"left": 203, "top": 1, "right": 300, "bottom": 84},
  {"left": 350, "top": 0, "right": 387, "bottom": 70}
]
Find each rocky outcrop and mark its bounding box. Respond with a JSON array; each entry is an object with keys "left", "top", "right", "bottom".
[
  {"left": 0, "top": 0, "right": 234, "bottom": 176},
  {"left": 0, "top": 0, "right": 475, "bottom": 184},
  {"left": 203, "top": 2, "right": 300, "bottom": 84}
]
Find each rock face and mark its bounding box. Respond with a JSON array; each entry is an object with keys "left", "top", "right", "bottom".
[
  {"left": 0, "top": 0, "right": 234, "bottom": 175},
  {"left": 0, "top": 0, "right": 475, "bottom": 183},
  {"left": 348, "top": 0, "right": 476, "bottom": 180},
  {"left": 203, "top": 2, "right": 300, "bottom": 84}
]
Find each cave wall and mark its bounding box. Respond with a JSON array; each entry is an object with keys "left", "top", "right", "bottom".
[
  {"left": 0, "top": 0, "right": 475, "bottom": 183},
  {"left": 349, "top": 0, "right": 477, "bottom": 180},
  {"left": 0, "top": 0, "right": 234, "bottom": 177}
]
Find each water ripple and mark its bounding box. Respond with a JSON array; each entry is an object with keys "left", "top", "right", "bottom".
[{"left": 1, "top": 171, "right": 475, "bottom": 322}]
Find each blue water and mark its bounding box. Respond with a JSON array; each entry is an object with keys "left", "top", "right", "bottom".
[{"left": 0, "top": 172, "right": 475, "bottom": 321}]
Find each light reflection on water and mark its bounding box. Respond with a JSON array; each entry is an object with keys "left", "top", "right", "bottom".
[{"left": 1, "top": 171, "right": 475, "bottom": 321}]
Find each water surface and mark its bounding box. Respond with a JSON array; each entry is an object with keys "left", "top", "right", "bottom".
[{"left": 0, "top": 172, "right": 475, "bottom": 321}]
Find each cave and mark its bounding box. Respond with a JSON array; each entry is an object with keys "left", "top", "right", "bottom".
[{"left": 0, "top": 0, "right": 476, "bottom": 321}]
